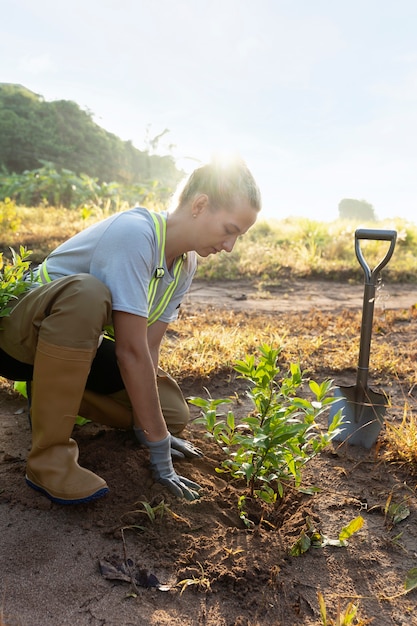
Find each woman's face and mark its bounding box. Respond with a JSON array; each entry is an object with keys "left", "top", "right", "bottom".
[{"left": 193, "top": 198, "right": 258, "bottom": 257}]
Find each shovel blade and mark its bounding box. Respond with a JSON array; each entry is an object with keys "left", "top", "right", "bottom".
[{"left": 328, "top": 385, "right": 387, "bottom": 449}]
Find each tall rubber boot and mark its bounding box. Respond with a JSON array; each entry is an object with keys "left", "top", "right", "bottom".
[{"left": 26, "top": 339, "right": 109, "bottom": 504}]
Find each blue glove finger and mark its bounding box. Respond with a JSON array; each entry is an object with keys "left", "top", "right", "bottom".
[
  {"left": 175, "top": 481, "right": 201, "bottom": 501},
  {"left": 159, "top": 478, "right": 185, "bottom": 499},
  {"left": 170, "top": 435, "right": 204, "bottom": 458},
  {"left": 159, "top": 477, "right": 201, "bottom": 501},
  {"left": 171, "top": 448, "right": 185, "bottom": 460},
  {"left": 177, "top": 475, "right": 203, "bottom": 492}
]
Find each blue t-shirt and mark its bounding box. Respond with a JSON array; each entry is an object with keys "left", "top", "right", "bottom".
[{"left": 43, "top": 208, "right": 197, "bottom": 323}]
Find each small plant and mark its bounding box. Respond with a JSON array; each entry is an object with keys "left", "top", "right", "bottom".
[
  {"left": 0, "top": 246, "right": 34, "bottom": 318},
  {"left": 290, "top": 515, "right": 364, "bottom": 556},
  {"left": 121, "top": 499, "right": 190, "bottom": 531},
  {"left": 177, "top": 562, "right": 211, "bottom": 595},
  {"left": 317, "top": 592, "right": 369, "bottom": 625},
  {"left": 136, "top": 499, "right": 170, "bottom": 523},
  {"left": 237, "top": 494, "right": 255, "bottom": 528},
  {"left": 190, "top": 344, "right": 342, "bottom": 503},
  {"left": 383, "top": 493, "right": 410, "bottom": 530}
]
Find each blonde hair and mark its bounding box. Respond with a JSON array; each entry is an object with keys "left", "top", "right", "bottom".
[{"left": 177, "top": 157, "right": 261, "bottom": 213}]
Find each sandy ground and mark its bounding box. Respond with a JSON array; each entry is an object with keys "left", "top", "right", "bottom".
[
  {"left": 1, "top": 279, "right": 417, "bottom": 626},
  {"left": 184, "top": 278, "right": 417, "bottom": 313}
]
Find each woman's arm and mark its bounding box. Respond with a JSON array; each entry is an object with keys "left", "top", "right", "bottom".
[
  {"left": 112, "top": 310, "right": 202, "bottom": 500},
  {"left": 113, "top": 310, "right": 168, "bottom": 442},
  {"left": 146, "top": 319, "right": 168, "bottom": 371}
]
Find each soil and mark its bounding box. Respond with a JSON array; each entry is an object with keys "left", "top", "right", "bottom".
[{"left": 1, "top": 279, "right": 417, "bottom": 626}]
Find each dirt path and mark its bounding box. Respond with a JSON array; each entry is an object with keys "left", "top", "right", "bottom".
[
  {"left": 1, "top": 280, "right": 417, "bottom": 626},
  {"left": 186, "top": 278, "right": 417, "bottom": 312}
]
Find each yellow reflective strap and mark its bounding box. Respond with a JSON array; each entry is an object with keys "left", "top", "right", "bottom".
[
  {"left": 147, "top": 211, "right": 184, "bottom": 326},
  {"left": 147, "top": 212, "right": 166, "bottom": 312},
  {"left": 147, "top": 253, "right": 184, "bottom": 325},
  {"left": 38, "top": 213, "right": 182, "bottom": 337},
  {"left": 38, "top": 260, "right": 52, "bottom": 284}
]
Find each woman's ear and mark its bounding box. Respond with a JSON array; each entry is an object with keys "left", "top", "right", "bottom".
[{"left": 191, "top": 194, "right": 209, "bottom": 217}]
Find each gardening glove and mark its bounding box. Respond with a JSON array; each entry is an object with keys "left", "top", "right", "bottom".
[
  {"left": 134, "top": 428, "right": 203, "bottom": 460},
  {"left": 147, "top": 434, "right": 202, "bottom": 501},
  {"left": 170, "top": 435, "right": 203, "bottom": 460}
]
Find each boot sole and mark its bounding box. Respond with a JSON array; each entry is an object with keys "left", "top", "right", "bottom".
[{"left": 25, "top": 476, "right": 109, "bottom": 505}]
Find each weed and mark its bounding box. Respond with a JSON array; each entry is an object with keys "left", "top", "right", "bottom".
[
  {"left": 317, "top": 568, "right": 417, "bottom": 622},
  {"left": 290, "top": 515, "right": 364, "bottom": 555},
  {"left": 237, "top": 494, "right": 255, "bottom": 528},
  {"left": 177, "top": 562, "right": 211, "bottom": 595},
  {"left": 383, "top": 493, "right": 411, "bottom": 530},
  {"left": 317, "top": 592, "right": 371, "bottom": 625},
  {"left": 0, "top": 246, "right": 35, "bottom": 318},
  {"left": 121, "top": 499, "right": 190, "bottom": 530}
]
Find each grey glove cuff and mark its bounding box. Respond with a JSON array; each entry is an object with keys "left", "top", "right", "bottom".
[
  {"left": 147, "top": 434, "right": 173, "bottom": 477},
  {"left": 133, "top": 427, "right": 147, "bottom": 446},
  {"left": 134, "top": 427, "right": 185, "bottom": 459}
]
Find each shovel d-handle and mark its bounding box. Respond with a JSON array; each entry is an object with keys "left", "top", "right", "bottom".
[
  {"left": 354, "top": 229, "right": 397, "bottom": 402},
  {"left": 355, "top": 229, "right": 397, "bottom": 284}
]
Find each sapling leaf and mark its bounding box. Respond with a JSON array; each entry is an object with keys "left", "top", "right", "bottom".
[
  {"left": 339, "top": 601, "right": 358, "bottom": 623},
  {"left": 298, "top": 486, "right": 321, "bottom": 494},
  {"left": 338, "top": 516, "right": 364, "bottom": 544},
  {"left": 291, "top": 397, "right": 311, "bottom": 409},
  {"left": 226, "top": 410, "right": 235, "bottom": 431},
  {"left": 214, "top": 466, "right": 228, "bottom": 474},
  {"left": 0, "top": 246, "right": 34, "bottom": 318},
  {"left": 309, "top": 380, "right": 321, "bottom": 397},
  {"left": 187, "top": 397, "right": 210, "bottom": 408},
  {"left": 404, "top": 567, "right": 417, "bottom": 591},
  {"left": 386, "top": 501, "right": 410, "bottom": 527},
  {"left": 290, "top": 530, "right": 311, "bottom": 556}
]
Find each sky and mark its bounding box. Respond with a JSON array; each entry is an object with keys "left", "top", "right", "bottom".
[{"left": 1, "top": 0, "right": 417, "bottom": 223}]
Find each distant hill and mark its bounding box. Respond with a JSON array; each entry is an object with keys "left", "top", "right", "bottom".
[{"left": 0, "top": 83, "right": 182, "bottom": 187}]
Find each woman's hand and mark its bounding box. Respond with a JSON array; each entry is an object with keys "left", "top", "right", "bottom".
[
  {"left": 134, "top": 428, "right": 203, "bottom": 460},
  {"left": 147, "top": 435, "right": 202, "bottom": 500}
]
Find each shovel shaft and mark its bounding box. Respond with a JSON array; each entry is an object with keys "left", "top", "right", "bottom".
[
  {"left": 356, "top": 282, "right": 375, "bottom": 397},
  {"left": 354, "top": 229, "right": 397, "bottom": 402}
]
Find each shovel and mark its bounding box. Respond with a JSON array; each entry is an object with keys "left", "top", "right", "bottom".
[{"left": 328, "top": 228, "right": 397, "bottom": 448}]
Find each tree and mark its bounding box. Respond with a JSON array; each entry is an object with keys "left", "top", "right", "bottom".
[
  {"left": 338, "top": 198, "right": 376, "bottom": 221},
  {"left": 0, "top": 83, "right": 183, "bottom": 190}
]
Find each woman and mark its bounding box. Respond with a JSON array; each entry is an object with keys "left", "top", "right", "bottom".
[{"left": 0, "top": 157, "right": 261, "bottom": 504}]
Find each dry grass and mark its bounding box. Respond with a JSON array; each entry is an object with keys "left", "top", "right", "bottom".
[
  {"left": 1, "top": 206, "right": 93, "bottom": 262},
  {"left": 383, "top": 403, "right": 417, "bottom": 467},
  {"left": 160, "top": 305, "right": 417, "bottom": 390}
]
